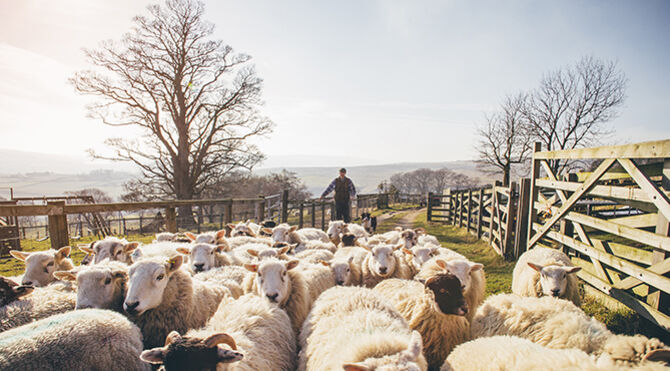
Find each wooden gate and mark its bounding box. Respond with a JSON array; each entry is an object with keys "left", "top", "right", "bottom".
[{"left": 527, "top": 140, "right": 670, "bottom": 330}]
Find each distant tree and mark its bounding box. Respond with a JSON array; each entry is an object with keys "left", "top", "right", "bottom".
[
  {"left": 71, "top": 0, "right": 272, "bottom": 218},
  {"left": 522, "top": 56, "right": 626, "bottom": 176},
  {"left": 431, "top": 168, "right": 456, "bottom": 194},
  {"left": 386, "top": 168, "right": 479, "bottom": 194},
  {"left": 476, "top": 93, "right": 533, "bottom": 186}
]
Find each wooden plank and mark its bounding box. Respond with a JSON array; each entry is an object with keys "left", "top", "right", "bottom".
[
  {"left": 577, "top": 269, "right": 670, "bottom": 331},
  {"left": 47, "top": 201, "right": 68, "bottom": 250},
  {"left": 477, "top": 188, "right": 484, "bottom": 239},
  {"left": 609, "top": 213, "right": 659, "bottom": 229},
  {"left": 533, "top": 139, "right": 670, "bottom": 160},
  {"left": 528, "top": 158, "right": 616, "bottom": 248},
  {"left": 467, "top": 189, "right": 473, "bottom": 233},
  {"left": 648, "top": 158, "right": 670, "bottom": 312},
  {"left": 514, "top": 178, "right": 531, "bottom": 259},
  {"left": 537, "top": 225, "right": 670, "bottom": 293},
  {"left": 534, "top": 179, "right": 665, "bottom": 206},
  {"left": 618, "top": 158, "right": 670, "bottom": 222},
  {"left": 165, "top": 207, "right": 177, "bottom": 233},
  {"left": 614, "top": 257, "right": 670, "bottom": 291},
  {"left": 600, "top": 239, "right": 653, "bottom": 265},
  {"left": 528, "top": 142, "right": 542, "bottom": 248}
]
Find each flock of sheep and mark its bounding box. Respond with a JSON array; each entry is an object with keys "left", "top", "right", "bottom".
[{"left": 0, "top": 219, "right": 668, "bottom": 370}]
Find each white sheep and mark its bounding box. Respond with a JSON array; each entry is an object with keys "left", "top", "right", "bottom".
[
  {"left": 360, "top": 242, "right": 413, "bottom": 288},
  {"left": 415, "top": 257, "right": 485, "bottom": 322},
  {"left": 343, "top": 222, "right": 369, "bottom": 241},
  {"left": 141, "top": 294, "right": 296, "bottom": 371},
  {"left": 243, "top": 258, "right": 311, "bottom": 335},
  {"left": 326, "top": 220, "right": 346, "bottom": 244},
  {"left": 246, "top": 245, "right": 291, "bottom": 261},
  {"left": 124, "top": 255, "right": 228, "bottom": 348},
  {"left": 0, "top": 282, "right": 76, "bottom": 331},
  {"left": 298, "top": 263, "right": 336, "bottom": 302},
  {"left": 176, "top": 242, "right": 234, "bottom": 273},
  {"left": 318, "top": 255, "right": 361, "bottom": 286},
  {"left": 417, "top": 233, "right": 440, "bottom": 247},
  {"left": 228, "top": 221, "right": 261, "bottom": 237},
  {"left": 470, "top": 294, "right": 668, "bottom": 367},
  {"left": 226, "top": 235, "right": 274, "bottom": 249},
  {"left": 295, "top": 249, "right": 334, "bottom": 264},
  {"left": 188, "top": 229, "right": 228, "bottom": 244},
  {"left": 512, "top": 246, "right": 581, "bottom": 306},
  {"left": 131, "top": 241, "right": 190, "bottom": 262},
  {"left": 440, "top": 335, "right": 670, "bottom": 371},
  {"left": 80, "top": 236, "right": 140, "bottom": 264},
  {"left": 54, "top": 260, "right": 128, "bottom": 312},
  {"left": 294, "top": 239, "right": 338, "bottom": 254},
  {"left": 0, "top": 308, "right": 150, "bottom": 370},
  {"left": 9, "top": 246, "right": 74, "bottom": 287},
  {"left": 192, "top": 267, "right": 244, "bottom": 299},
  {"left": 298, "top": 286, "right": 427, "bottom": 371},
  {"left": 374, "top": 276, "right": 470, "bottom": 370}
]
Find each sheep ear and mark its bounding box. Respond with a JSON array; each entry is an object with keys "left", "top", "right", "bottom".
[
  {"left": 56, "top": 246, "right": 71, "bottom": 261},
  {"left": 112, "top": 269, "right": 127, "bottom": 281},
  {"left": 184, "top": 232, "right": 196, "bottom": 241},
  {"left": 53, "top": 270, "right": 77, "bottom": 281},
  {"left": 278, "top": 246, "right": 290, "bottom": 255},
  {"left": 140, "top": 348, "right": 166, "bottom": 364},
  {"left": 318, "top": 259, "right": 330, "bottom": 267},
  {"left": 358, "top": 243, "right": 371, "bottom": 252},
  {"left": 244, "top": 264, "right": 258, "bottom": 273},
  {"left": 217, "top": 346, "right": 244, "bottom": 363},
  {"left": 643, "top": 349, "right": 670, "bottom": 364},
  {"left": 414, "top": 227, "right": 426, "bottom": 235},
  {"left": 176, "top": 247, "right": 191, "bottom": 255},
  {"left": 566, "top": 266, "right": 581, "bottom": 274},
  {"left": 402, "top": 248, "right": 413, "bottom": 256},
  {"left": 289, "top": 225, "right": 298, "bottom": 232},
  {"left": 261, "top": 227, "right": 272, "bottom": 235},
  {"left": 469, "top": 263, "right": 484, "bottom": 272},
  {"left": 394, "top": 226, "right": 403, "bottom": 232},
  {"left": 394, "top": 242, "right": 404, "bottom": 250},
  {"left": 527, "top": 262, "right": 543, "bottom": 272},
  {"left": 215, "top": 244, "right": 228, "bottom": 253},
  {"left": 131, "top": 248, "right": 143, "bottom": 262},
  {"left": 215, "top": 229, "right": 227, "bottom": 240},
  {"left": 247, "top": 249, "right": 259, "bottom": 257},
  {"left": 166, "top": 256, "right": 183, "bottom": 273},
  {"left": 435, "top": 259, "right": 447, "bottom": 270},
  {"left": 79, "top": 246, "right": 94, "bottom": 254},
  {"left": 343, "top": 363, "right": 371, "bottom": 371},
  {"left": 348, "top": 255, "right": 354, "bottom": 264},
  {"left": 13, "top": 285, "right": 34, "bottom": 298},
  {"left": 227, "top": 223, "right": 236, "bottom": 230},
  {"left": 165, "top": 331, "right": 181, "bottom": 346},
  {"left": 124, "top": 242, "right": 140, "bottom": 254},
  {"left": 204, "top": 332, "right": 237, "bottom": 350},
  {"left": 286, "top": 260, "right": 300, "bottom": 270},
  {"left": 402, "top": 331, "right": 423, "bottom": 362}
]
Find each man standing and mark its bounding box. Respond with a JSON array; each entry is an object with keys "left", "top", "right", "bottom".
[{"left": 320, "top": 168, "right": 356, "bottom": 223}]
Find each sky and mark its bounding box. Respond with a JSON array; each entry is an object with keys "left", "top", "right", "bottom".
[{"left": 0, "top": 0, "right": 669, "bottom": 169}]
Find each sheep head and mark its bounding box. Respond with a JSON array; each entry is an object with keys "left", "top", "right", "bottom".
[
  {"left": 141, "top": 331, "right": 243, "bottom": 370},
  {"left": 528, "top": 262, "right": 580, "bottom": 298},
  {"left": 124, "top": 255, "right": 183, "bottom": 316}
]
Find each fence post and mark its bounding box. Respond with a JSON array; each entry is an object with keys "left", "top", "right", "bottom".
[
  {"left": 488, "top": 184, "right": 496, "bottom": 245},
  {"left": 257, "top": 197, "right": 266, "bottom": 222},
  {"left": 281, "top": 190, "right": 289, "bottom": 223},
  {"left": 514, "top": 178, "right": 531, "bottom": 259},
  {"left": 444, "top": 189, "right": 451, "bottom": 223},
  {"left": 331, "top": 201, "right": 336, "bottom": 222},
  {"left": 649, "top": 158, "right": 670, "bottom": 311},
  {"left": 311, "top": 203, "right": 316, "bottom": 227},
  {"left": 355, "top": 196, "right": 360, "bottom": 219},
  {"left": 476, "top": 188, "right": 484, "bottom": 238},
  {"left": 559, "top": 173, "right": 577, "bottom": 253},
  {"left": 321, "top": 202, "right": 326, "bottom": 230},
  {"left": 299, "top": 203, "right": 304, "bottom": 229},
  {"left": 450, "top": 191, "right": 456, "bottom": 225},
  {"left": 196, "top": 207, "right": 202, "bottom": 234},
  {"left": 139, "top": 215, "right": 144, "bottom": 235},
  {"left": 47, "top": 201, "right": 69, "bottom": 250},
  {"left": 224, "top": 201, "right": 233, "bottom": 225},
  {"left": 427, "top": 192, "right": 433, "bottom": 222},
  {"left": 467, "top": 189, "right": 473, "bottom": 233},
  {"left": 527, "top": 142, "right": 542, "bottom": 248},
  {"left": 165, "top": 207, "right": 177, "bottom": 233},
  {"left": 504, "top": 181, "right": 517, "bottom": 259},
  {"left": 458, "top": 191, "right": 464, "bottom": 228}
]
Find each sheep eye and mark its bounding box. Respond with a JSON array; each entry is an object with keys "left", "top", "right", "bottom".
[
  {"left": 104, "top": 277, "right": 112, "bottom": 285},
  {"left": 461, "top": 285, "right": 466, "bottom": 290},
  {"left": 44, "top": 267, "right": 50, "bottom": 273},
  {"left": 47, "top": 262, "right": 54, "bottom": 267},
  {"left": 156, "top": 274, "right": 164, "bottom": 281},
  {"left": 211, "top": 250, "right": 215, "bottom": 255},
  {"left": 346, "top": 268, "right": 350, "bottom": 272},
  {"left": 439, "top": 288, "right": 446, "bottom": 293}
]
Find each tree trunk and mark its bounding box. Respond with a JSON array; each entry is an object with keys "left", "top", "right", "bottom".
[{"left": 502, "top": 165, "right": 510, "bottom": 186}]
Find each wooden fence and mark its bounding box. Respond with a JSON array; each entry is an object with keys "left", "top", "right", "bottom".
[
  {"left": 527, "top": 140, "right": 670, "bottom": 331},
  {"left": 427, "top": 179, "right": 531, "bottom": 260},
  {"left": 428, "top": 139, "right": 670, "bottom": 330}
]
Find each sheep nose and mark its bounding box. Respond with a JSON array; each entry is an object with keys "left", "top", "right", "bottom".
[
  {"left": 194, "top": 263, "right": 205, "bottom": 272},
  {"left": 379, "top": 267, "right": 387, "bottom": 274},
  {"left": 336, "top": 280, "right": 344, "bottom": 285},
  {"left": 124, "top": 301, "right": 140, "bottom": 314},
  {"left": 551, "top": 289, "right": 560, "bottom": 297},
  {"left": 266, "top": 293, "right": 279, "bottom": 302},
  {"left": 22, "top": 281, "right": 32, "bottom": 286}
]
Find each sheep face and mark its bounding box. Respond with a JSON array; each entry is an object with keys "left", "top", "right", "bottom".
[
  {"left": 10, "top": 246, "right": 71, "bottom": 287},
  {"left": 228, "top": 222, "right": 257, "bottom": 237},
  {"left": 154, "top": 232, "right": 176, "bottom": 242},
  {"left": 405, "top": 245, "right": 438, "bottom": 268},
  {"left": 367, "top": 245, "right": 398, "bottom": 278},
  {"left": 56, "top": 262, "right": 127, "bottom": 310},
  {"left": 342, "top": 331, "right": 424, "bottom": 371},
  {"left": 327, "top": 221, "right": 345, "bottom": 241},
  {"left": 124, "top": 256, "right": 183, "bottom": 316},
  {"left": 141, "top": 331, "right": 243, "bottom": 371},
  {"left": 181, "top": 243, "right": 226, "bottom": 273},
  {"left": 425, "top": 273, "right": 468, "bottom": 316},
  {"left": 528, "top": 263, "right": 581, "bottom": 298},
  {"left": 87, "top": 238, "right": 139, "bottom": 264},
  {"left": 400, "top": 230, "right": 418, "bottom": 249},
  {"left": 436, "top": 259, "right": 483, "bottom": 294},
  {"left": 247, "top": 246, "right": 289, "bottom": 261},
  {"left": 268, "top": 224, "right": 295, "bottom": 243},
  {"left": 0, "top": 277, "right": 33, "bottom": 306},
  {"left": 328, "top": 256, "right": 354, "bottom": 285},
  {"left": 244, "top": 259, "right": 299, "bottom": 305}
]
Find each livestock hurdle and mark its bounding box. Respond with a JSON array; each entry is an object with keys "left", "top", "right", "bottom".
[{"left": 526, "top": 139, "right": 670, "bottom": 331}]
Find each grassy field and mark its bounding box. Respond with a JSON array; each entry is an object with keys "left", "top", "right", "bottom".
[{"left": 377, "top": 210, "right": 668, "bottom": 340}]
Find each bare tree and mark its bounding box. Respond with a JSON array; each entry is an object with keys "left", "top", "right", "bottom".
[
  {"left": 71, "top": 0, "right": 272, "bottom": 215},
  {"left": 522, "top": 56, "right": 626, "bottom": 175},
  {"left": 476, "top": 93, "right": 533, "bottom": 186}
]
